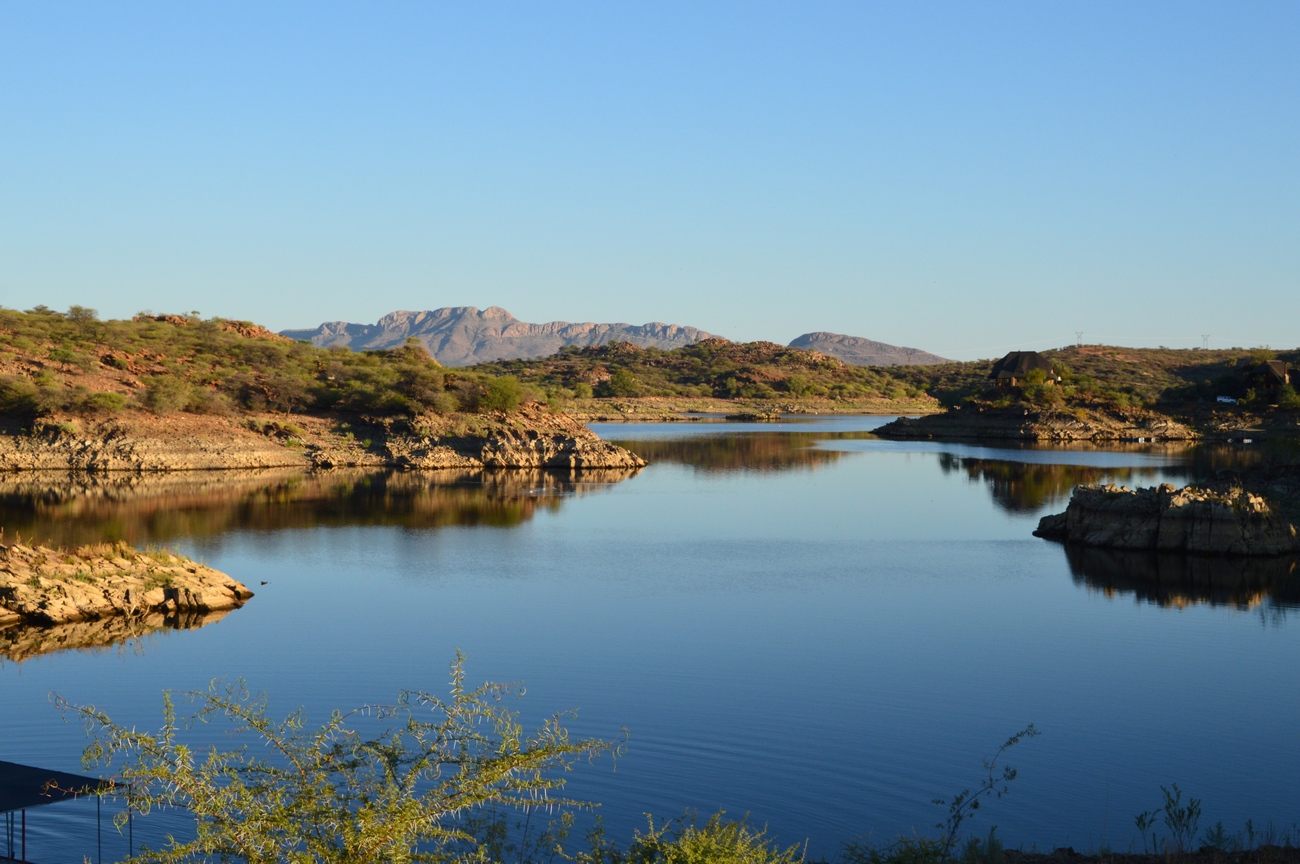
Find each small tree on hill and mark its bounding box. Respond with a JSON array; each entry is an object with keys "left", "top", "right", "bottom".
[{"left": 602, "top": 369, "right": 638, "bottom": 398}]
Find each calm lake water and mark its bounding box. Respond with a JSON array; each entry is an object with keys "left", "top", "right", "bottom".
[{"left": 3, "top": 416, "right": 1299, "bottom": 861}]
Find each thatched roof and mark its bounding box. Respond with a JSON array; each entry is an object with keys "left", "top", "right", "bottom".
[
  {"left": 1252, "top": 360, "right": 1290, "bottom": 384},
  {"left": 989, "top": 351, "right": 1056, "bottom": 380}
]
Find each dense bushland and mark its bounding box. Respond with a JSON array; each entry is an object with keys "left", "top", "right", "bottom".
[
  {"left": 886, "top": 345, "right": 1300, "bottom": 411},
  {"left": 471, "top": 339, "right": 927, "bottom": 403},
  {"left": 4, "top": 305, "right": 1295, "bottom": 424},
  {"left": 0, "top": 306, "right": 528, "bottom": 423}
]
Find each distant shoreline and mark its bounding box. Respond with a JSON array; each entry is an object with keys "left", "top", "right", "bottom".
[{"left": 566, "top": 395, "right": 940, "bottom": 422}]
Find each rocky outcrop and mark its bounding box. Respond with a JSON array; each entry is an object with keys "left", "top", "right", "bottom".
[
  {"left": 282, "top": 307, "right": 719, "bottom": 366},
  {"left": 0, "top": 405, "right": 646, "bottom": 472},
  {"left": 314, "top": 404, "right": 646, "bottom": 470},
  {"left": 0, "top": 541, "right": 254, "bottom": 628},
  {"left": 134, "top": 315, "right": 293, "bottom": 343},
  {"left": 787, "top": 332, "right": 948, "bottom": 366},
  {"left": 1035, "top": 483, "right": 1300, "bottom": 556},
  {"left": 0, "top": 415, "right": 313, "bottom": 471},
  {"left": 876, "top": 403, "right": 1196, "bottom": 442}
]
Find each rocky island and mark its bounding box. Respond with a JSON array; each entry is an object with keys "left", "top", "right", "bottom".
[
  {"left": 0, "top": 539, "right": 254, "bottom": 629},
  {"left": 1034, "top": 482, "right": 1300, "bottom": 556},
  {"left": 0, "top": 403, "right": 645, "bottom": 472},
  {"left": 875, "top": 402, "right": 1196, "bottom": 442}
]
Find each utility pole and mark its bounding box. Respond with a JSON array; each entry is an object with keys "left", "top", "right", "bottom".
[
  {"left": 1074, "top": 331, "right": 1083, "bottom": 348},
  {"left": 1201, "top": 335, "right": 1210, "bottom": 350}
]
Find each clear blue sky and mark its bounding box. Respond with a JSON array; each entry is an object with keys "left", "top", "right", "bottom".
[{"left": 1, "top": 2, "right": 1296, "bottom": 359}]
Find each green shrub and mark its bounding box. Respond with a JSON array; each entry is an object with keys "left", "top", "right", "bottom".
[
  {"left": 613, "top": 812, "right": 804, "bottom": 864},
  {"left": 82, "top": 391, "right": 128, "bottom": 414},
  {"left": 139, "top": 376, "right": 193, "bottom": 414},
  {"left": 185, "top": 387, "right": 234, "bottom": 415},
  {"left": 262, "top": 372, "right": 312, "bottom": 414},
  {"left": 47, "top": 347, "right": 94, "bottom": 370},
  {"left": 66, "top": 305, "right": 98, "bottom": 325},
  {"left": 603, "top": 369, "right": 638, "bottom": 397},
  {"left": 0, "top": 375, "right": 39, "bottom": 415},
  {"left": 55, "top": 656, "right": 618, "bottom": 864},
  {"left": 424, "top": 389, "right": 460, "bottom": 415},
  {"left": 398, "top": 365, "right": 447, "bottom": 407},
  {"left": 573, "top": 381, "right": 594, "bottom": 399},
  {"left": 1021, "top": 382, "right": 1063, "bottom": 408},
  {"left": 783, "top": 375, "right": 812, "bottom": 397},
  {"left": 841, "top": 835, "right": 946, "bottom": 864},
  {"left": 481, "top": 375, "right": 525, "bottom": 412}
]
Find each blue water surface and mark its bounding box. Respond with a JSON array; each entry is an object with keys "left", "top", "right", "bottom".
[{"left": 1, "top": 418, "right": 1297, "bottom": 861}]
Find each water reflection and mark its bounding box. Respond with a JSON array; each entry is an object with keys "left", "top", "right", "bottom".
[
  {"left": 936, "top": 444, "right": 1265, "bottom": 514},
  {"left": 0, "top": 608, "right": 236, "bottom": 664},
  {"left": 0, "top": 468, "right": 639, "bottom": 549},
  {"left": 937, "top": 454, "right": 1160, "bottom": 513},
  {"left": 607, "top": 430, "right": 877, "bottom": 474},
  {"left": 1064, "top": 544, "right": 1300, "bottom": 618}
]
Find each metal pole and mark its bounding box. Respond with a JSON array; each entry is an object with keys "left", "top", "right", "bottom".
[
  {"left": 98, "top": 794, "right": 103, "bottom": 864},
  {"left": 20, "top": 809, "right": 24, "bottom": 864}
]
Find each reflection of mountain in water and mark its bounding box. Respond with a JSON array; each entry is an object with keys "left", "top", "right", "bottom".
[
  {"left": 938, "top": 445, "right": 1265, "bottom": 514},
  {"left": 0, "top": 468, "right": 639, "bottom": 549},
  {"left": 1064, "top": 544, "right": 1300, "bottom": 620},
  {"left": 0, "top": 608, "right": 233, "bottom": 664},
  {"left": 608, "top": 431, "right": 877, "bottom": 474}
]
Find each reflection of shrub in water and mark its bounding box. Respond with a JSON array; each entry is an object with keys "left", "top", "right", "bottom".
[
  {"left": 610, "top": 431, "right": 868, "bottom": 474},
  {"left": 0, "top": 468, "right": 637, "bottom": 549},
  {"left": 937, "top": 454, "right": 1159, "bottom": 514},
  {"left": 1064, "top": 544, "right": 1300, "bottom": 615},
  {"left": 939, "top": 444, "right": 1266, "bottom": 515}
]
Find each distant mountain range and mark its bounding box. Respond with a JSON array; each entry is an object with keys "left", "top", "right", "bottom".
[
  {"left": 281, "top": 308, "right": 949, "bottom": 367},
  {"left": 281, "top": 307, "right": 718, "bottom": 367},
  {"left": 788, "top": 332, "right": 949, "bottom": 366}
]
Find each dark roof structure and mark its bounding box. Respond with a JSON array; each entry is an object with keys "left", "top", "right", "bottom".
[
  {"left": 1252, "top": 360, "right": 1290, "bottom": 384},
  {"left": 989, "top": 351, "right": 1056, "bottom": 380},
  {"left": 0, "top": 760, "right": 110, "bottom": 813}
]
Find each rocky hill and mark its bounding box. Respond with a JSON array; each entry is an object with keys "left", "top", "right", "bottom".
[
  {"left": 0, "top": 307, "right": 646, "bottom": 471},
  {"left": 787, "top": 332, "right": 948, "bottom": 366},
  {"left": 471, "top": 337, "right": 933, "bottom": 405},
  {"left": 282, "top": 307, "right": 718, "bottom": 366}
]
